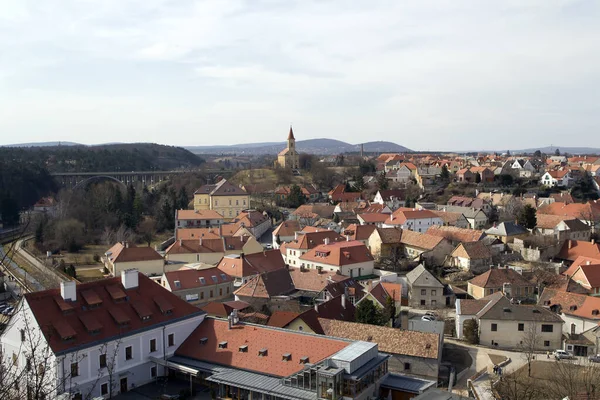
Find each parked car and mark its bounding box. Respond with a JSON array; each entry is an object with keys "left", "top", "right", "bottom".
[
  {"left": 2, "top": 307, "right": 14, "bottom": 315},
  {"left": 554, "top": 349, "right": 574, "bottom": 360},
  {"left": 421, "top": 315, "right": 436, "bottom": 322},
  {"left": 264, "top": 244, "right": 273, "bottom": 250},
  {"left": 425, "top": 311, "right": 437, "bottom": 318},
  {"left": 588, "top": 354, "right": 600, "bottom": 363}
]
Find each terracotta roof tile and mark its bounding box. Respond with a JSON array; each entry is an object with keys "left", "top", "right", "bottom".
[
  {"left": 267, "top": 311, "right": 301, "bottom": 328},
  {"left": 557, "top": 240, "right": 600, "bottom": 261},
  {"left": 164, "top": 267, "right": 232, "bottom": 291},
  {"left": 289, "top": 268, "right": 348, "bottom": 292},
  {"left": 286, "top": 230, "right": 345, "bottom": 250},
  {"left": 299, "top": 241, "right": 374, "bottom": 266},
  {"left": 343, "top": 224, "right": 376, "bottom": 241},
  {"left": 563, "top": 256, "right": 600, "bottom": 277},
  {"left": 539, "top": 288, "right": 600, "bottom": 320},
  {"left": 176, "top": 209, "right": 224, "bottom": 220},
  {"left": 451, "top": 242, "right": 492, "bottom": 260},
  {"left": 272, "top": 220, "right": 301, "bottom": 237},
  {"left": 469, "top": 268, "right": 531, "bottom": 288},
  {"left": 427, "top": 225, "right": 485, "bottom": 243},
  {"left": 399, "top": 230, "right": 446, "bottom": 251},
  {"left": 105, "top": 242, "right": 163, "bottom": 263},
  {"left": 234, "top": 269, "right": 295, "bottom": 299}
]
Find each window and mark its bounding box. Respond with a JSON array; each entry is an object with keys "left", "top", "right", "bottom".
[
  {"left": 431, "top": 290, "right": 436, "bottom": 296},
  {"left": 150, "top": 338, "right": 157, "bottom": 353},
  {"left": 219, "top": 288, "right": 223, "bottom": 296},
  {"left": 151, "top": 366, "right": 157, "bottom": 378},
  {"left": 125, "top": 346, "right": 133, "bottom": 360},
  {"left": 491, "top": 323, "right": 497, "bottom": 332},
  {"left": 404, "top": 363, "right": 411, "bottom": 371},
  {"left": 243, "top": 200, "right": 246, "bottom": 205},
  {"left": 541, "top": 324, "right": 553, "bottom": 333},
  {"left": 518, "top": 323, "right": 524, "bottom": 331},
  {"left": 421, "top": 289, "right": 426, "bottom": 295},
  {"left": 99, "top": 353, "right": 107, "bottom": 368},
  {"left": 168, "top": 333, "right": 175, "bottom": 347},
  {"left": 101, "top": 383, "right": 108, "bottom": 396},
  {"left": 20, "top": 329, "right": 25, "bottom": 342},
  {"left": 544, "top": 340, "right": 550, "bottom": 347},
  {"left": 227, "top": 287, "right": 230, "bottom": 294},
  {"left": 420, "top": 300, "right": 426, "bottom": 306},
  {"left": 200, "top": 292, "right": 204, "bottom": 300},
  {"left": 210, "top": 290, "right": 214, "bottom": 298},
  {"left": 236, "top": 200, "right": 239, "bottom": 205},
  {"left": 71, "top": 362, "right": 79, "bottom": 377}
]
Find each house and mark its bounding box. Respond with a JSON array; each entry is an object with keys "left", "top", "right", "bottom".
[
  {"left": 535, "top": 214, "right": 592, "bottom": 241},
  {"left": 0, "top": 270, "right": 205, "bottom": 400},
  {"left": 233, "top": 268, "right": 296, "bottom": 309},
  {"left": 216, "top": 249, "right": 287, "bottom": 287},
  {"left": 456, "top": 292, "right": 563, "bottom": 350},
  {"left": 437, "top": 205, "right": 488, "bottom": 230},
  {"left": 406, "top": 264, "right": 451, "bottom": 308},
  {"left": 358, "top": 203, "right": 392, "bottom": 214},
  {"left": 284, "top": 230, "right": 345, "bottom": 267},
  {"left": 539, "top": 288, "right": 600, "bottom": 356},
  {"left": 232, "top": 210, "right": 272, "bottom": 239},
  {"left": 399, "top": 231, "right": 454, "bottom": 266},
  {"left": 174, "top": 317, "right": 392, "bottom": 400},
  {"left": 367, "top": 227, "right": 402, "bottom": 261},
  {"left": 175, "top": 209, "right": 225, "bottom": 229},
  {"left": 357, "top": 282, "right": 403, "bottom": 327},
  {"left": 318, "top": 319, "right": 442, "bottom": 380},
  {"left": 200, "top": 300, "right": 252, "bottom": 318},
  {"left": 467, "top": 267, "right": 534, "bottom": 300},
  {"left": 102, "top": 242, "right": 164, "bottom": 277},
  {"left": 383, "top": 208, "right": 443, "bottom": 233},
  {"left": 318, "top": 278, "right": 367, "bottom": 305},
  {"left": 568, "top": 263, "right": 600, "bottom": 296},
  {"left": 33, "top": 196, "right": 57, "bottom": 215},
  {"left": 484, "top": 222, "right": 529, "bottom": 244},
  {"left": 372, "top": 189, "right": 406, "bottom": 210},
  {"left": 275, "top": 126, "right": 300, "bottom": 169},
  {"left": 299, "top": 240, "right": 375, "bottom": 278},
  {"left": 342, "top": 224, "right": 377, "bottom": 246},
  {"left": 289, "top": 268, "right": 349, "bottom": 297},
  {"left": 357, "top": 213, "right": 390, "bottom": 227},
  {"left": 540, "top": 170, "right": 572, "bottom": 187},
  {"left": 563, "top": 255, "right": 600, "bottom": 278},
  {"left": 470, "top": 167, "right": 495, "bottom": 183},
  {"left": 272, "top": 220, "right": 301, "bottom": 248},
  {"left": 456, "top": 168, "right": 475, "bottom": 183},
  {"left": 275, "top": 185, "right": 319, "bottom": 202},
  {"left": 429, "top": 210, "right": 470, "bottom": 228},
  {"left": 538, "top": 200, "right": 600, "bottom": 232},
  {"left": 450, "top": 242, "right": 493, "bottom": 274},
  {"left": 290, "top": 203, "right": 336, "bottom": 223},
  {"left": 426, "top": 225, "right": 486, "bottom": 246},
  {"left": 193, "top": 179, "right": 249, "bottom": 219},
  {"left": 160, "top": 267, "right": 234, "bottom": 304},
  {"left": 556, "top": 240, "right": 600, "bottom": 263},
  {"left": 446, "top": 196, "right": 492, "bottom": 215},
  {"left": 415, "top": 166, "right": 441, "bottom": 189},
  {"left": 175, "top": 225, "right": 251, "bottom": 241},
  {"left": 164, "top": 236, "right": 263, "bottom": 265}
]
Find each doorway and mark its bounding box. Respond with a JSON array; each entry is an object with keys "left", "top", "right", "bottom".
[{"left": 120, "top": 377, "right": 128, "bottom": 393}]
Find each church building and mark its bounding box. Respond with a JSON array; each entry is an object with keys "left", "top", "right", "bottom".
[{"left": 276, "top": 126, "right": 300, "bottom": 169}]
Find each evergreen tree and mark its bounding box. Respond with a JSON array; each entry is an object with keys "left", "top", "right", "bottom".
[
  {"left": 376, "top": 172, "right": 389, "bottom": 191},
  {"left": 384, "top": 295, "right": 397, "bottom": 326},
  {"left": 355, "top": 300, "right": 386, "bottom": 326},
  {"left": 177, "top": 186, "right": 189, "bottom": 210},
  {"left": 0, "top": 195, "right": 19, "bottom": 227},
  {"left": 517, "top": 204, "right": 537, "bottom": 229},
  {"left": 555, "top": 148, "right": 561, "bottom": 156},
  {"left": 475, "top": 173, "right": 481, "bottom": 184},
  {"left": 463, "top": 319, "right": 480, "bottom": 345},
  {"left": 440, "top": 165, "right": 450, "bottom": 181},
  {"left": 287, "top": 185, "right": 306, "bottom": 208}
]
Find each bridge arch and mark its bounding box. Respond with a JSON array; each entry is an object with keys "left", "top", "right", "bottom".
[{"left": 72, "top": 175, "right": 127, "bottom": 190}]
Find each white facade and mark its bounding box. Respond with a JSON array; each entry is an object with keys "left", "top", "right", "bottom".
[
  {"left": 383, "top": 216, "right": 443, "bottom": 233},
  {"left": 540, "top": 171, "right": 572, "bottom": 187},
  {"left": 299, "top": 259, "right": 374, "bottom": 278}
]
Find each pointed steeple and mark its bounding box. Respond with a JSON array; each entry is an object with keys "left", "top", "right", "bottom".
[{"left": 287, "top": 125, "right": 295, "bottom": 140}]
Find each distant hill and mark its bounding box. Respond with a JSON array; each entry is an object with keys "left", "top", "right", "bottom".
[
  {"left": 3, "top": 141, "right": 81, "bottom": 147},
  {"left": 515, "top": 146, "right": 600, "bottom": 155},
  {"left": 186, "top": 138, "right": 411, "bottom": 155},
  {"left": 0, "top": 143, "right": 204, "bottom": 173}
]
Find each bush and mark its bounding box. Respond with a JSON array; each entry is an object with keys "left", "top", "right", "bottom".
[
  {"left": 463, "top": 319, "right": 480, "bottom": 345},
  {"left": 93, "top": 253, "right": 100, "bottom": 263}
]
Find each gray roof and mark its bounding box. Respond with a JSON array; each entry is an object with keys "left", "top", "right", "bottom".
[
  {"left": 485, "top": 222, "right": 528, "bottom": 237},
  {"left": 437, "top": 205, "right": 485, "bottom": 219},
  {"left": 207, "top": 370, "right": 314, "bottom": 400},
  {"left": 380, "top": 373, "right": 436, "bottom": 394},
  {"left": 562, "top": 219, "right": 590, "bottom": 232},
  {"left": 477, "top": 294, "right": 564, "bottom": 322},
  {"left": 413, "top": 388, "right": 475, "bottom": 400},
  {"left": 406, "top": 264, "right": 444, "bottom": 288}
]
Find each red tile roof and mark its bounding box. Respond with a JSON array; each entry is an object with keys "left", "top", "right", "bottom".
[
  {"left": 289, "top": 268, "right": 348, "bottom": 292},
  {"left": 539, "top": 288, "right": 600, "bottom": 321},
  {"left": 343, "top": 224, "right": 376, "bottom": 241},
  {"left": 384, "top": 208, "right": 440, "bottom": 226},
  {"left": 267, "top": 311, "right": 301, "bottom": 328},
  {"left": 216, "top": 250, "right": 286, "bottom": 279},
  {"left": 163, "top": 267, "right": 232, "bottom": 291},
  {"left": 469, "top": 268, "right": 532, "bottom": 288},
  {"left": 105, "top": 242, "right": 163, "bottom": 263},
  {"left": 563, "top": 256, "right": 600, "bottom": 277},
  {"left": 451, "top": 242, "right": 492, "bottom": 260},
  {"left": 25, "top": 274, "right": 202, "bottom": 354},
  {"left": 427, "top": 225, "right": 485, "bottom": 243},
  {"left": 285, "top": 230, "right": 345, "bottom": 250},
  {"left": 234, "top": 269, "right": 295, "bottom": 299},
  {"left": 574, "top": 264, "right": 600, "bottom": 288},
  {"left": 399, "top": 230, "right": 446, "bottom": 251},
  {"left": 299, "top": 240, "right": 374, "bottom": 266},
  {"left": 358, "top": 213, "right": 390, "bottom": 223},
  {"left": 200, "top": 300, "right": 251, "bottom": 317},
  {"left": 557, "top": 240, "right": 600, "bottom": 262},
  {"left": 176, "top": 209, "right": 224, "bottom": 220},
  {"left": 272, "top": 220, "right": 301, "bottom": 237},
  {"left": 176, "top": 318, "right": 349, "bottom": 377}
]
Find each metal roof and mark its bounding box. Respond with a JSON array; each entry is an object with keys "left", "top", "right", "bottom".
[
  {"left": 346, "top": 354, "right": 389, "bottom": 380},
  {"left": 206, "top": 370, "right": 314, "bottom": 400},
  {"left": 380, "top": 373, "right": 436, "bottom": 394},
  {"left": 331, "top": 341, "right": 376, "bottom": 363}
]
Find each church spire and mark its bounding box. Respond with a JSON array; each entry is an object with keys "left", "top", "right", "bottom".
[{"left": 287, "top": 125, "right": 295, "bottom": 140}]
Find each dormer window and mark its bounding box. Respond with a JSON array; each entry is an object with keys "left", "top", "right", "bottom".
[
  {"left": 282, "top": 353, "right": 291, "bottom": 362},
  {"left": 218, "top": 341, "right": 228, "bottom": 349},
  {"left": 299, "top": 356, "right": 309, "bottom": 364},
  {"left": 593, "top": 310, "right": 600, "bottom": 316},
  {"left": 174, "top": 280, "right": 181, "bottom": 289},
  {"left": 239, "top": 345, "right": 248, "bottom": 353},
  {"left": 258, "top": 348, "right": 268, "bottom": 357},
  {"left": 200, "top": 337, "right": 208, "bottom": 345},
  {"left": 570, "top": 305, "right": 578, "bottom": 311}
]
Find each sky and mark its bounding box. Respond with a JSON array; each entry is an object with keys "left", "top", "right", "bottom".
[{"left": 0, "top": 0, "right": 599, "bottom": 151}]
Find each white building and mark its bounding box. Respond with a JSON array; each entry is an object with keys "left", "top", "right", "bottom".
[
  {"left": 540, "top": 170, "right": 572, "bottom": 187},
  {"left": 382, "top": 209, "right": 443, "bottom": 233},
  {"left": 1, "top": 270, "right": 205, "bottom": 399},
  {"left": 299, "top": 240, "right": 375, "bottom": 278}
]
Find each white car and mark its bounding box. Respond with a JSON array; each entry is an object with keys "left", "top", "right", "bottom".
[
  {"left": 553, "top": 349, "right": 574, "bottom": 360},
  {"left": 421, "top": 315, "right": 436, "bottom": 322}
]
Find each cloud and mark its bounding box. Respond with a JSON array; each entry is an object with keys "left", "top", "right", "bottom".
[{"left": 0, "top": 0, "right": 599, "bottom": 150}]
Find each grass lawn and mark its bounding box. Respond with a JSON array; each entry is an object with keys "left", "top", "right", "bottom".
[
  {"left": 76, "top": 267, "right": 106, "bottom": 282},
  {"left": 488, "top": 353, "right": 508, "bottom": 366},
  {"left": 52, "top": 244, "right": 107, "bottom": 268}
]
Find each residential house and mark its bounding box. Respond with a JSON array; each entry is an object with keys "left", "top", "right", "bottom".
[
  {"left": 563, "top": 255, "right": 600, "bottom": 278},
  {"left": 429, "top": 210, "right": 470, "bottom": 228},
  {"left": 193, "top": 179, "right": 249, "bottom": 219},
  {"left": 217, "top": 250, "right": 288, "bottom": 287},
  {"left": 102, "top": 242, "right": 164, "bottom": 277},
  {"left": 284, "top": 230, "right": 345, "bottom": 267},
  {"left": 539, "top": 288, "right": 600, "bottom": 356},
  {"left": 484, "top": 222, "right": 529, "bottom": 244},
  {"left": 299, "top": 240, "right": 375, "bottom": 278},
  {"left": 540, "top": 170, "right": 573, "bottom": 187},
  {"left": 415, "top": 166, "right": 441, "bottom": 189},
  {"left": 357, "top": 282, "right": 403, "bottom": 327},
  {"left": 456, "top": 292, "right": 563, "bottom": 350},
  {"left": 467, "top": 267, "right": 534, "bottom": 300},
  {"left": 538, "top": 201, "right": 600, "bottom": 232},
  {"left": 160, "top": 267, "right": 234, "bottom": 304},
  {"left": 447, "top": 196, "right": 492, "bottom": 215},
  {"left": 318, "top": 278, "right": 367, "bottom": 304},
  {"left": 272, "top": 220, "right": 301, "bottom": 249},
  {"left": 175, "top": 225, "right": 252, "bottom": 241},
  {"left": 275, "top": 185, "right": 319, "bottom": 202},
  {"left": 318, "top": 319, "right": 442, "bottom": 380},
  {"left": 556, "top": 240, "right": 600, "bottom": 263},
  {"left": 450, "top": 242, "right": 493, "bottom": 274},
  {"left": 200, "top": 300, "right": 252, "bottom": 318},
  {"left": 289, "top": 268, "right": 349, "bottom": 299},
  {"left": 534, "top": 214, "right": 592, "bottom": 241},
  {"left": 358, "top": 203, "right": 392, "bottom": 214},
  {"left": 342, "top": 224, "right": 377, "bottom": 246},
  {"left": 367, "top": 227, "right": 402, "bottom": 261},
  {"left": 383, "top": 208, "right": 443, "bottom": 233},
  {"left": 437, "top": 205, "right": 488, "bottom": 230},
  {"left": 165, "top": 236, "right": 263, "bottom": 265},
  {"left": 357, "top": 213, "right": 390, "bottom": 227},
  {"left": 426, "top": 225, "right": 486, "bottom": 247},
  {"left": 470, "top": 167, "right": 495, "bottom": 183},
  {"left": 456, "top": 168, "right": 475, "bottom": 183},
  {"left": 175, "top": 209, "right": 225, "bottom": 229},
  {"left": 0, "top": 271, "right": 205, "bottom": 400},
  {"left": 232, "top": 210, "right": 272, "bottom": 239},
  {"left": 233, "top": 268, "right": 296, "bottom": 309},
  {"left": 174, "top": 317, "right": 392, "bottom": 400},
  {"left": 399, "top": 231, "right": 453, "bottom": 266},
  {"left": 372, "top": 189, "right": 406, "bottom": 211},
  {"left": 568, "top": 263, "right": 600, "bottom": 296},
  {"left": 387, "top": 163, "right": 417, "bottom": 183},
  {"left": 406, "top": 264, "right": 450, "bottom": 308},
  {"left": 289, "top": 203, "right": 336, "bottom": 223},
  {"left": 33, "top": 196, "right": 57, "bottom": 215}
]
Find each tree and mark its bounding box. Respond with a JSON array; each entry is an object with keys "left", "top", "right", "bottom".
[
  {"left": 554, "top": 148, "right": 560, "bottom": 156},
  {"left": 475, "top": 173, "right": 481, "bottom": 184},
  {"left": 355, "top": 300, "right": 386, "bottom": 326},
  {"left": 463, "top": 318, "right": 479, "bottom": 345},
  {"left": 517, "top": 204, "right": 537, "bottom": 229},
  {"left": 376, "top": 172, "right": 389, "bottom": 191},
  {"left": 138, "top": 218, "right": 157, "bottom": 247},
  {"left": 358, "top": 160, "right": 376, "bottom": 176},
  {"left": 275, "top": 234, "right": 281, "bottom": 246},
  {"left": 54, "top": 218, "right": 85, "bottom": 252},
  {"left": 0, "top": 195, "right": 20, "bottom": 227},
  {"left": 440, "top": 165, "right": 450, "bottom": 181},
  {"left": 518, "top": 321, "right": 539, "bottom": 377},
  {"left": 533, "top": 150, "right": 542, "bottom": 157},
  {"left": 384, "top": 295, "right": 397, "bottom": 326},
  {"left": 177, "top": 186, "right": 189, "bottom": 210},
  {"left": 287, "top": 185, "right": 306, "bottom": 208},
  {"left": 297, "top": 210, "right": 319, "bottom": 228}
]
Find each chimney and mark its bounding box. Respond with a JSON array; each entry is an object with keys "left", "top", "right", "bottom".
[
  {"left": 592, "top": 239, "right": 596, "bottom": 245},
  {"left": 179, "top": 239, "right": 182, "bottom": 246},
  {"left": 60, "top": 281, "right": 76, "bottom": 302},
  {"left": 324, "top": 238, "right": 330, "bottom": 245},
  {"left": 125, "top": 241, "right": 129, "bottom": 249},
  {"left": 341, "top": 294, "right": 346, "bottom": 309},
  {"left": 346, "top": 235, "right": 350, "bottom": 241},
  {"left": 121, "top": 269, "right": 139, "bottom": 289},
  {"left": 314, "top": 303, "right": 319, "bottom": 313},
  {"left": 240, "top": 235, "right": 243, "bottom": 242},
  {"left": 295, "top": 232, "right": 299, "bottom": 240},
  {"left": 587, "top": 261, "right": 591, "bottom": 265},
  {"left": 568, "top": 240, "right": 572, "bottom": 249},
  {"left": 228, "top": 314, "right": 233, "bottom": 330},
  {"left": 199, "top": 238, "right": 203, "bottom": 246}
]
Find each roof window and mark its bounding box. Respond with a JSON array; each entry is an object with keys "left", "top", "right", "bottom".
[
  {"left": 200, "top": 337, "right": 208, "bottom": 345},
  {"left": 258, "top": 348, "right": 268, "bottom": 357},
  {"left": 212, "top": 275, "right": 218, "bottom": 283},
  {"left": 503, "top": 308, "right": 511, "bottom": 312},
  {"left": 220, "top": 273, "right": 228, "bottom": 281},
  {"left": 218, "top": 341, "right": 228, "bottom": 349},
  {"left": 570, "top": 305, "right": 578, "bottom": 311},
  {"left": 174, "top": 280, "right": 181, "bottom": 288},
  {"left": 199, "top": 277, "right": 206, "bottom": 284},
  {"left": 282, "top": 353, "right": 291, "bottom": 362},
  {"left": 239, "top": 345, "right": 248, "bottom": 353},
  {"left": 593, "top": 310, "right": 600, "bottom": 316},
  {"left": 299, "top": 356, "right": 309, "bottom": 364}
]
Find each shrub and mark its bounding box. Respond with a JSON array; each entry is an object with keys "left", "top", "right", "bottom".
[{"left": 463, "top": 318, "right": 480, "bottom": 345}]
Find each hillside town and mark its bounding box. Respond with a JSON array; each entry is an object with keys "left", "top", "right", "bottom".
[{"left": 2, "top": 127, "right": 600, "bottom": 400}]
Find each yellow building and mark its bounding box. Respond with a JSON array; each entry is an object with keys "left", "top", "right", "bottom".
[
  {"left": 276, "top": 126, "right": 299, "bottom": 169},
  {"left": 193, "top": 179, "right": 249, "bottom": 219}
]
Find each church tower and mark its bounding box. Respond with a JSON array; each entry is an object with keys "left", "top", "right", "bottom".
[
  {"left": 276, "top": 125, "right": 299, "bottom": 169},
  {"left": 287, "top": 126, "right": 295, "bottom": 152}
]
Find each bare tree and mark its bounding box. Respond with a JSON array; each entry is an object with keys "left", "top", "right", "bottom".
[
  {"left": 86, "top": 337, "right": 123, "bottom": 399},
  {"left": 543, "top": 359, "right": 600, "bottom": 400},
  {"left": 297, "top": 211, "right": 319, "bottom": 228},
  {"left": 518, "top": 321, "right": 539, "bottom": 377},
  {"left": 492, "top": 371, "right": 541, "bottom": 400}
]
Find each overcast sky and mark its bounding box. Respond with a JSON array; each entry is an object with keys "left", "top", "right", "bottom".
[{"left": 1, "top": 1, "right": 599, "bottom": 150}]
